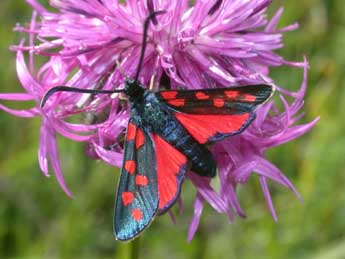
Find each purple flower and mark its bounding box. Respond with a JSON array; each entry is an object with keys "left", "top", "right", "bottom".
[{"left": 1, "top": 0, "right": 319, "bottom": 241}]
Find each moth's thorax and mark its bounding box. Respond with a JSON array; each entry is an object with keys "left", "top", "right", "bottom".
[{"left": 131, "top": 92, "right": 172, "bottom": 132}]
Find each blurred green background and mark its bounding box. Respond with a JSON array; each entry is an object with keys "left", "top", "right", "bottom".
[{"left": 0, "top": 1, "right": 344, "bottom": 258}]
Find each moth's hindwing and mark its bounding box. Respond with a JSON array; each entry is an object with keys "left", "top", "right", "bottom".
[{"left": 149, "top": 133, "right": 188, "bottom": 214}]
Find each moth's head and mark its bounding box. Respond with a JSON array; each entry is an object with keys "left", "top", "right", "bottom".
[{"left": 124, "top": 79, "right": 145, "bottom": 101}]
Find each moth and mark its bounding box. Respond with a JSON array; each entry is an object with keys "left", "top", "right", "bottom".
[{"left": 42, "top": 11, "right": 273, "bottom": 241}]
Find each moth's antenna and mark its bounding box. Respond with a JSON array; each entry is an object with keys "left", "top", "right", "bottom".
[
  {"left": 133, "top": 10, "right": 166, "bottom": 82},
  {"left": 41, "top": 11, "right": 165, "bottom": 108},
  {"left": 40, "top": 86, "right": 125, "bottom": 108}
]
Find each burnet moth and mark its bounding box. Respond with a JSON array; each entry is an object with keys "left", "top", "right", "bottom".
[{"left": 41, "top": 11, "right": 274, "bottom": 241}]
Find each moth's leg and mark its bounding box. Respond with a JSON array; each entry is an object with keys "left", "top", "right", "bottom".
[
  {"left": 115, "top": 59, "right": 127, "bottom": 79},
  {"left": 149, "top": 73, "right": 156, "bottom": 91},
  {"left": 110, "top": 92, "right": 128, "bottom": 101}
]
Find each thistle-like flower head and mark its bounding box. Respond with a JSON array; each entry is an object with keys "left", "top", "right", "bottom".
[{"left": 1, "top": 0, "right": 319, "bottom": 241}]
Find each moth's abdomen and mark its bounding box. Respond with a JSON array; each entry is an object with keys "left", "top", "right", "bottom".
[
  {"left": 159, "top": 116, "right": 217, "bottom": 177},
  {"left": 190, "top": 151, "right": 217, "bottom": 177}
]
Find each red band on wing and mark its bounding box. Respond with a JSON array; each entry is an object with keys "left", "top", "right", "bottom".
[
  {"left": 135, "top": 175, "right": 149, "bottom": 186},
  {"left": 151, "top": 134, "right": 187, "bottom": 210},
  {"left": 126, "top": 123, "right": 137, "bottom": 141},
  {"left": 168, "top": 99, "right": 185, "bottom": 107},
  {"left": 161, "top": 91, "right": 178, "bottom": 100},
  {"left": 243, "top": 94, "right": 256, "bottom": 102},
  {"left": 122, "top": 192, "right": 135, "bottom": 206},
  {"left": 224, "top": 90, "right": 240, "bottom": 99},
  {"left": 224, "top": 90, "right": 256, "bottom": 102},
  {"left": 131, "top": 208, "right": 143, "bottom": 221},
  {"left": 124, "top": 160, "right": 136, "bottom": 174},
  {"left": 195, "top": 92, "right": 210, "bottom": 100},
  {"left": 135, "top": 128, "right": 145, "bottom": 149},
  {"left": 175, "top": 113, "right": 250, "bottom": 144},
  {"left": 213, "top": 98, "right": 225, "bottom": 107}
]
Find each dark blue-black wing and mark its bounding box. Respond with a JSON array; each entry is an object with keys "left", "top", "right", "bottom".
[
  {"left": 114, "top": 119, "right": 189, "bottom": 240},
  {"left": 156, "top": 84, "right": 273, "bottom": 144},
  {"left": 114, "top": 119, "right": 158, "bottom": 241}
]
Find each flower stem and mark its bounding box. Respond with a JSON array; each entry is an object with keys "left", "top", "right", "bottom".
[{"left": 130, "top": 237, "right": 140, "bottom": 259}]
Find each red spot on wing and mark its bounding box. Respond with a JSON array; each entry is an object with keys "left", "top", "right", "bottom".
[
  {"left": 243, "top": 94, "right": 256, "bottom": 102},
  {"left": 135, "top": 128, "right": 145, "bottom": 150},
  {"left": 150, "top": 134, "right": 187, "bottom": 210},
  {"left": 168, "top": 99, "right": 185, "bottom": 107},
  {"left": 213, "top": 98, "right": 225, "bottom": 107},
  {"left": 135, "top": 175, "right": 148, "bottom": 186},
  {"left": 161, "top": 91, "right": 178, "bottom": 100},
  {"left": 131, "top": 208, "right": 143, "bottom": 221},
  {"left": 175, "top": 113, "right": 250, "bottom": 144},
  {"left": 195, "top": 92, "right": 210, "bottom": 100},
  {"left": 124, "top": 160, "right": 136, "bottom": 174},
  {"left": 122, "top": 192, "right": 134, "bottom": 206},
  {"left": 224, "top": 90, "right": 240, "bottom": 99},
  {"left": 126, "top": 123, "right": 136, "bottom": 141}
]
